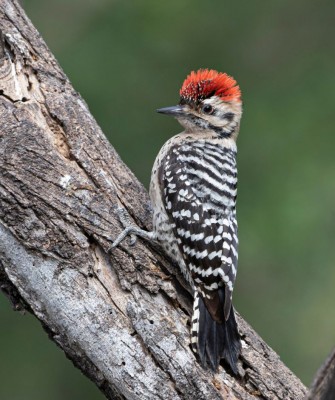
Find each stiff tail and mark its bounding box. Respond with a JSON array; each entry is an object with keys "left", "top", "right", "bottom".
[{"left": 191, "top": 288, "right": 241, "bottom": 374}]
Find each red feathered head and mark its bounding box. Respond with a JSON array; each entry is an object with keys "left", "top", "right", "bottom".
[{"left": 180, "top": 69, "right": 241, "bottom": 104}]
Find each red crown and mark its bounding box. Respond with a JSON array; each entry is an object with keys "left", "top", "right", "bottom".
[{"left": 180, "top": 69, "right": 241, "bottom": 103}]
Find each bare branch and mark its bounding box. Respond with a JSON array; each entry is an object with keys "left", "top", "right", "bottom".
[
  {"left": 307, "top": 348, "right": 335, "bottom": 400},
  {"left": 0, "top": 1, "right": 307, "bottom": 399}
]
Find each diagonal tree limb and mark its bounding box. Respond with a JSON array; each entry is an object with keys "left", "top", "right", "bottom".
[
  {"left": 306, "top": 347, "right": 335, "bottom": 400},
  {"left": 0, "top": 1, "right": 307, "bottom": 399}
]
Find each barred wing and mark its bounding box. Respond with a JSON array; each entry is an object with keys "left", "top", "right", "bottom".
[{"left": 162, "top": 141, "right": 238, "bottom": 320}]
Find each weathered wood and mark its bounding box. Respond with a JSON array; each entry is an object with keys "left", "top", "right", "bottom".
[
  {"left": 306, "top": 348, "right": 335, "bottom": 400},
  {"left": 0, "top": 1, "right": 307, "bottom": 399}
]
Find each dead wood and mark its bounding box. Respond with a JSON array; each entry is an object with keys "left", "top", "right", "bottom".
[{"left": 0, "top": 1, "right": 307, "bottom": 399}]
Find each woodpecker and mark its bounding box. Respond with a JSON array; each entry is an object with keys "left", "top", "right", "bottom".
[{"left": 112, "top": 69, "right": 242, "bottom": 373}]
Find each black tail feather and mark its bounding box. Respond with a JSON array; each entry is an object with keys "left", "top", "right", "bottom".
[{"left": 197, "top": 287, "right": 241, "bottom": 374}]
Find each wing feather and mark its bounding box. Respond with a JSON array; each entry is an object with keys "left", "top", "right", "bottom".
[{"left": 162, "top": 142, "right": 238, "bottom": 320}]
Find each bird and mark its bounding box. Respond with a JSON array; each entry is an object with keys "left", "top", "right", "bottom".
[{"left": 112, "top": 68, "right": 242, "bottom": 374}]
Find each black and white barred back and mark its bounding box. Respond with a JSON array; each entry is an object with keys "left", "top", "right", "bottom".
[
  {"left": 110, "top": 68, "right": 242, "bottom": 373},
  {"left": 152, "top": 138, "right": 241, "bottom": 373}
]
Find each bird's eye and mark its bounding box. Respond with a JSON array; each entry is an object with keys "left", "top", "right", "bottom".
[{"left": 202, "top": 104, "right": 214, "bottom": 114}]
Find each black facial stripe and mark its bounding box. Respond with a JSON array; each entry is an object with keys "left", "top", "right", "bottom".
[
  {"left": 188, "top": 115, "right": 209, "bottom": 129},
  {"left": 186, "top": 115, "right": 236, "bottom": 138},
  {"left": 223, "top": 112, "right": 234, "bottom": 122},
  {"left": 208, "top": 123, "right": 235, "bottom": 138}
]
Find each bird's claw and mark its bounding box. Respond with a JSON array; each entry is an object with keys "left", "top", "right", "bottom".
[
  {"left": 129, "top": 235, "right": 137, "bottom": 246},
  {"left": 110, "top": 207, "right": 138, "bottom": 250}
]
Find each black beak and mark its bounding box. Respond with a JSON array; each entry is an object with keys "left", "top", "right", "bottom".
[{"left": 156, "top": 105, "right": 185, "bottom": 116}]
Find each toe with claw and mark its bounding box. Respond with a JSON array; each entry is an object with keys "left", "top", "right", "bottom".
[{"left": 110, "top": 207, "right": 156, "bottom": 251}]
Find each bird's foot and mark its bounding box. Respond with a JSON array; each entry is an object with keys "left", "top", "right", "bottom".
[{"left": 110, "top": 207, "right": 155, "bottom": 251}]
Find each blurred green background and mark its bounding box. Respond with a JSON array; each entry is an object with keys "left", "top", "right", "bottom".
[{"left": 1, "top": 0, "right": 334, "bottom": 398}]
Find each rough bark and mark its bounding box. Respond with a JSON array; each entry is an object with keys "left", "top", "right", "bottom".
[
  {"left": 306, "top": 348, "right": 335, "bottom": 400},
  {"left": 0, "top": 1, "right": 307, "bottom": 399}
]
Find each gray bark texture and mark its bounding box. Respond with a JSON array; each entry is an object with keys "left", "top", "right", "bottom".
[
  {"left": 306, "top": 348, "right": 335, "bottom": 400},
  {"left": 0, "top": 1, "right": 309, "bottom": 399}
]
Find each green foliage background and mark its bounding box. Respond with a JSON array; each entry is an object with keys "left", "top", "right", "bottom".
[{"left": 1, "top": 0, "right": 334, "bottom": 398}]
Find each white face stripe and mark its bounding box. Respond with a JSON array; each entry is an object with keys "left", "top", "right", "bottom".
[{"left": 176, "top": 95, "right": 242, "bottom": 139}]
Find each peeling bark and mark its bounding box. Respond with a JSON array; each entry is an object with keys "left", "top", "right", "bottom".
[{"left": 0, "top": 1, "right": 308, "bottom": 399}]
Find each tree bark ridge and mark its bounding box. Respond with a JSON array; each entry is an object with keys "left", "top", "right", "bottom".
[{"left": 0, "top": 1, "right": 307, "bottom": 399}]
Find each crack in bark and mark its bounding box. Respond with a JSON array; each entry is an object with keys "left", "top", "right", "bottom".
[{"left": 0, "top": 1, "right": 310, "bottom": 399}]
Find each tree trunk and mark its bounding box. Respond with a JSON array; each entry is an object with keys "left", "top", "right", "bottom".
[{"left": 0, "top": 1, "right": 307, "bottom": 399}]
